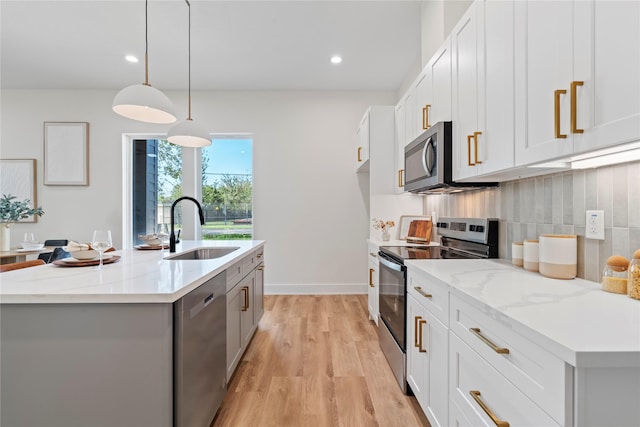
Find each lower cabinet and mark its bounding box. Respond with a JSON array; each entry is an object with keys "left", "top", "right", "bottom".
[
  {"left": 226, "top": 248, "right": 265, "bottom": 382},
  {"left": 407, "top": 294, "right": 449, "bottom": 427},
  {"left": 367, "top": 242, "right": 379, "bottom": 325}
]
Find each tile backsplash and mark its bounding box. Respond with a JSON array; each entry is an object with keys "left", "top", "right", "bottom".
[{"left": 424, "top": 161, "right": 640, "bottom": 282}]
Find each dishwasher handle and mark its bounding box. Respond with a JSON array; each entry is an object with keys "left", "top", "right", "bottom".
[
  {"left": 378, "top": 253, "right": 405, "bottom": 272},
  {"left": 190, "top": 293, "right": 217, "bottom": 319}
]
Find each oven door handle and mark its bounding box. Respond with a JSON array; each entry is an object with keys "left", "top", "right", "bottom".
[{"left": 378, "top": 254, "right": 405, "bottom": 272}]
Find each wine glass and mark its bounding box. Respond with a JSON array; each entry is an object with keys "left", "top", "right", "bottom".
[
  {"left": 91, "top": 230, "right": 112, "bottom": 270},
  {"left": 156, "top": 223, "right": 169, "bottom": 250}
]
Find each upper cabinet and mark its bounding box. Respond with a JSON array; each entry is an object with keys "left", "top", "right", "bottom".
[
  {"left": 415, "top": 38, "right": 452, "bottom": 139},
  {"left": 355, "top": 112, "right": 371, "bottom": 170},
  {"left": 452, "top": 1, "right": 515, "bottom": 181},
  {"left": 514, "top": 0, "right": 640, "bottom": 165}
]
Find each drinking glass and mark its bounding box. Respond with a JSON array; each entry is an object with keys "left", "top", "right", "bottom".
[
  {"left": 91, "top": 230, "right": 112, "bottom": 269},
  {"left": 23, "top": 232, "right": 35, "bottom": 245},
  {"left": 157, "top": 224, "right": 169, "bottom": 250}
]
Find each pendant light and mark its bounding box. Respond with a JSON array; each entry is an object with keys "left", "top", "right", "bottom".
[
  {"left": 167, "top": 0, "right": 211, "bottom": 147},
  {"left": 112, "top": 0, "right": 177, "bottom": 124}
]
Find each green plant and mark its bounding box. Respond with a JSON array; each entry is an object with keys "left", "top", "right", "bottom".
[{"left": 0, "top": 194, "right": 44, "bottom": 225}]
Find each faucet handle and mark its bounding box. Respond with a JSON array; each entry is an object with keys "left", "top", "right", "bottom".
[{"left": 176, "top": 229, "right": 181, "bottom": 244}]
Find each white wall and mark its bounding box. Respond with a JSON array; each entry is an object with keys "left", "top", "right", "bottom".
[{"left": 0, "top": 89, "right": 396, "bottom": 292}]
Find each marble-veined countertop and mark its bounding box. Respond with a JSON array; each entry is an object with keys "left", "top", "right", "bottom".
[
  {"left": 406, "top": 258, "right": 640, "bottom": 368},
  {"left": 0, "top": 240, "right": 265, "bottom": 304}
]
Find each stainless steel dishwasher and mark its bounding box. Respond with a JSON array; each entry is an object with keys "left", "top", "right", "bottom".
[{"left": 174, "top": 271, "right": 227, "bottom": 427}]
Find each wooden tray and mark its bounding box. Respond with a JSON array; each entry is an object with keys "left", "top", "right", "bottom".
[{"left": 53, "top": 255, "right": 121, "bottom": 267}]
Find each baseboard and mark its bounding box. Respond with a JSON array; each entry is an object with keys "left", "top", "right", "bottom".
[{"left": 265, "top": 283, "right": 368, "bottom": 295}]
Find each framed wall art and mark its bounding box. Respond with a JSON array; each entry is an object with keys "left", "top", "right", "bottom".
[
  {"left": 0, "top": 158, "right": 38, "bottom": 222},
  {"left": 44, "top": 122, "right": 89, "bottom": 185}
]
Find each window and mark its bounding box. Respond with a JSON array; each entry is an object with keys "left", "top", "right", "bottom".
[{"left": 129, "top": 135, "right": 252, "bottom": 246}]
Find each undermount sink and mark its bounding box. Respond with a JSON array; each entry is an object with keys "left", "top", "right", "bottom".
[{"left": 165, "top": 247, "right": 240, "bottom": 260}]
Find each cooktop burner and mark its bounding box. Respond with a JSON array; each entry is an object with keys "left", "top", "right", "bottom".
[{"left": 379, "top": 245, "right": 484, "bottom": 261}]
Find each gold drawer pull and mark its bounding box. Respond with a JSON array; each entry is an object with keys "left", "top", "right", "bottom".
[
  {"left": 470, "top": 390, "right": 510, "bottom": 427},
  {"left": 570, "top": 81, "right": 584, "bottom": 134},
  {"left": 418, "top": 319, "right": 427, "bottom": 353},
  {"left": 414, "top": 286, "right": 432, "bottom": 299},
  {"left": 423, "top": 104, "right": 431, "bottom": 129},
  {"left": 257, "top": 265, "right": 265, "bottom": 271},
  {"left": 467, "top": 134, "right": 474, "bottom": 166},
  {"left": 357, "top": 146, "right": 363, "bottom": 162},
  {"left": 554, "top": 89, "right": 567, "bottom": 139},
  {"left": 398, "top": 169, "right": 404, "bottom": 187},
  {"left": 368, "top": 268, "right": 375, "bottom": 288},
  {"left": 241, "top": 287, "right": 249, "bottom": 311},
  {"left": 414, "top": 316, "right": 422, "bottom": 348},
  {"left": 469, "top": 328, "right": 510, "bottom": 354},
  {"left": 473, "top": 131, "right": 482, "bottom": 164}
]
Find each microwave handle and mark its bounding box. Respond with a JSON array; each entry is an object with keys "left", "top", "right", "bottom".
[
  {"left": 421, "top": 137, "right": 435, "bottom": 177},
  {"left": 378, "top": 254, "right": 405, "bottom": 272}
]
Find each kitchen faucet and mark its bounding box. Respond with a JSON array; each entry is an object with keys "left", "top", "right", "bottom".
[{"left": 170, "top": 196, "right": 205, "bottom": 253}]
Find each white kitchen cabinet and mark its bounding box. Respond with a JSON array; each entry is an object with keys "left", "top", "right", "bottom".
[
  {"left": 515, "top": 0, "right": 640, "bottom": 166},
  {"left": 415, "top": 38, "right": 452, "bottom": 138},
  {"left": 394, "top": 99, "right": 406, "bottom": 194},
  {"left": 367, "top": 255, "right": 379, "bottom": 325},
  {"left": 357, "top": 106, "right": 396, "bottom": 195},
  {"left": 355, "top": 111, "right": 370, "bottom": 171},
  {"left": 452, "top": 0, "right": 515, "bottom": 181},
  {"left": 407, "top": 294, "right": 449, "bottom": 427},
  {"left": 406, "top": 269, "right": 450, "bottom": 427}
]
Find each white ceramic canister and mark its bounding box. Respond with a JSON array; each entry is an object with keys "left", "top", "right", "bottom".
[
  {"left": 512, "top": 242, "right": 523, "bottom": 267},
  {"left": 523, "top": 239, "right": 539, "bottom": 272},
  {"left": 539, "top": 234, "right": 577, "bottom": 279}
]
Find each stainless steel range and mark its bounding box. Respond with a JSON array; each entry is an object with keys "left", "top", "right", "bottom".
[{"left": 377, "top": 217, "right": 499, "bottom": 393}]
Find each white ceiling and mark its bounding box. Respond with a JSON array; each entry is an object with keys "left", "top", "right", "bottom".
[{"left": 1, "top": 0, "right": 422, "bottom": 91}]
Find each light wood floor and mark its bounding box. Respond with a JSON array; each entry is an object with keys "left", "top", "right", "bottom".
[{"left": 213, "top": 295, "right": 430, "bottom": 427}]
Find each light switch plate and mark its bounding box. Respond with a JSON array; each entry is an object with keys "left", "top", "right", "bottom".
[{"left": 586, "top": 210, "right": 605, "bottom": 240}]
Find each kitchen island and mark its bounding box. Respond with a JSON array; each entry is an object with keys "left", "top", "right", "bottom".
[
  {"left": 0, "top": 240, "right": 265, "bottom": 427},
  {"left": 406, "top": 258, "right": 640, "bottom": 427}
]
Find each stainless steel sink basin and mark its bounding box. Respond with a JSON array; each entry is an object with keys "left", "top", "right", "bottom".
[{"left": 166, "top": 247, "right": 240, "bottom": 260}]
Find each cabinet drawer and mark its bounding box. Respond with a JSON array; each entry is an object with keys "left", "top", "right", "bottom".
[
  {"left": 226, "top": 261, "right": 243, "bottom": 291},
  {"left": 407, "top": 269, "right": 449, "bottom": 325},
  {"left": 368, "top": 242, "right": 379, "bottom": 260},
  {"left": 241, "top": 251, "right": 259, "bottom": 277},
  {"left": 450, "top": 333, "right": 560, "bottom": 427},
  {"left": 450, "top": 294, "right": 569, "bottom": 424}
]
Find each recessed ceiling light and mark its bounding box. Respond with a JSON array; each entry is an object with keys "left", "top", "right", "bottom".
[
  {"left": 330, "top": 55, "right": 342, "bottom": 64},
  {"left": 125, "top": 55, "right": 139, "bottom": 63}
]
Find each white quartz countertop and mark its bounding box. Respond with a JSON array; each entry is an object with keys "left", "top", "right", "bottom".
[
  {"left": 406, "top": 259, "right": 640, "bottom": 368},
  {"left": 367, "top": 238, "right": 440, "bottom": 247},
  {"left": 0, "top": 240, "right": 265, "bottom": 304}
]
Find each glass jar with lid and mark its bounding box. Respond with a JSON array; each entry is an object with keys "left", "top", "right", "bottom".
[
  {"left": 628, "top": 249, "right": 640, "bottom": 300},
  {"left": 602, "top": 255, "right": 629, "bottom": 294}
]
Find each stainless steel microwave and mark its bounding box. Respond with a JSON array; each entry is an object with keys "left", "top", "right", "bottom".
[{"left": 404, "top": 121, "right": 497, "bottom": 194}]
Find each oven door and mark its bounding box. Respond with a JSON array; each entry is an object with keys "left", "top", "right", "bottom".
[{"left": 377, "top": 252, "right": 406, "bottom": 350}]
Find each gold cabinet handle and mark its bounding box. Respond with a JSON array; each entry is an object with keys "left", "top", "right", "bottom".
[
  {"left": 257, "top": 252, "right": 264, "bottom": 258},
  {"left": 418, "top": 319, "right": 427, "bottom": 353},
  {"left": 257, "top": 265, "right": 265, "bottom": 271},
  {"left": 414, "top": 286, "right": 432, "bottom": 299},
  {"left": 473, "top": 131, "right": 482, "bottom": 164},
  {"left": 467, "top": 134, "right": 474, "bottom": 166},
  {"left": 368, "top": 268, "right": 375, "bottom": 288},
  {"left": 422, "top": 104, "right": 431, "bottom": 129},
  {"left": 241, "top": 286, "right": 249, "bottom": 311},
  {"left": 397, "top": 169, "right": 404, "bottom": 187},
  {"left": 469, "top": 328, "right": 510, "bottom": 354},
  {"left": 470, "top": 390, "right": 510, "bottom": 427},
  {"left": 357, "top": 146, "right": 363, "bottom": 162},
  {"left": 554, "top": 89, "right": 567, "bottom": 139},
  {"left": 414, "top": 316, "right": 422, "bottom": 348},
  {"left": 570, "top": 81, "right": 584, "bottom": 134}
]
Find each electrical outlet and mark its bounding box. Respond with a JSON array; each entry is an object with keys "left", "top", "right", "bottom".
[{"left": 586, "top": 210, "right": 605, "bottom": 240}]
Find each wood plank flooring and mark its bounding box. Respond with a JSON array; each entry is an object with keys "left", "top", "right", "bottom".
[{"left": 213, "top": 295, "right": 430, "bottom": 427}]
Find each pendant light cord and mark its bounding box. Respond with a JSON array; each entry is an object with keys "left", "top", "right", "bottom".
[
  {"left": 186, "top": 0, "right": 192, "bottom": 120},
  {"left": 144, "top": 0, "right": 150, "bottom": 86}
]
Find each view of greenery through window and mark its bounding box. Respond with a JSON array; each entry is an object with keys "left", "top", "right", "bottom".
[{"left": 157, "top": 137, "right": 253, "bottom": 240}]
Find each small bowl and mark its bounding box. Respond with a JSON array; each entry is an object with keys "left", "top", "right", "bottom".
[
  {"left": 138, "top": 234, "right": 163, "bottom": 246},
  {"left": 70, "top": 249, "right": 99, "bottom": 260},
  {"left": 21, "top": 242, "right": 45, "bottom": 251}
]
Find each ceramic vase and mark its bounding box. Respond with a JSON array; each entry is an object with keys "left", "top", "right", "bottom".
[
  {"left": 382, "top": 229, "right": 390, "bottom": 241},
  {"left": 0, "top": 224, "right": 10, "bottom": 251}
]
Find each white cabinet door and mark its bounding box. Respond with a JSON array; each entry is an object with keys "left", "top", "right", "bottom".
[
  {"left": 453, "top": 0, "right": 515, "bottom": 181},
  {"left": 574, "top": 0, "right": 640, "bottom": 154},
  {"left": 416, "top": 39, "right": 452, "bottom": 138},
  {"left": 240, "top": 272, "right": 255, "bottom": 348},
  {"left": 407, "top": 294, "right": 449, "bottom": 427},
  {"left": 394, "top": 101, "right": 406, "bottom": 194},
  {"left": 355, "top": 110, "right": 370, "bottom": 170},
  {"left": 226, "top": 282, "right": 243, "bottom": 381},
  {"left": 415, "top": 68, "right": 432, "bottom": 138},
  {"left": 254, "top": 262, "right": 264, "bottom": 324},
  {"left": 515, "top": 0, "right": 576, "bottom": 165},
  {"left": 367, "top": 256, "right": 379, "bottom": 325}
]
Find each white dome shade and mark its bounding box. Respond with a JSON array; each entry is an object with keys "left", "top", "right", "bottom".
[
  {"left": 167, "top": 118, "right": 212, "bottom": 147},
  {"left": 112, "top": 83, "right": 177, "bottom": 124}
]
